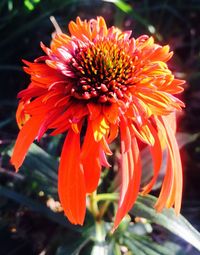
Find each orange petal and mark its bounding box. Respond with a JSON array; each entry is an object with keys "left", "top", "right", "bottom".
[
  {"left": 92, "top": 116, "right": 109, "bottom": 142},
  {"left": 81, "top": 121, "right": 101, "bottom": 193},
  {"left": 154, "top": 117, "right": 173, "bottom": 211},
  {"left": 164, "top": 112, "right": 177, "bottom": 133},
  {"left": 87, "top": 102, "right": 102, "bottom": 120},
  {"left": 37, "top": 108, "right": 64, "bottom": 140},
  {"left": 113, "top": 137, "right": 141, "bottom": 231},
  {"left": 103, "top": 103, "right": 119, "bottom": 124},
  {"left": 154, "top": 116, "right": 182, "bottom": 213},
  {"left": 58, "top": 130, "right": 86, "bottom": 225},
  {"left": 16, "top": 101, "right": 30, "bottom": 129},
  {"left": 98, "top": 16, "right": 108, "bottom": 37},
  {"left": 11, "top": 115, "right": 44, "bottom": 171},
  {"left": 107, "top": 123, "right": 119, "bottom": 143},
  {"left": 154, "top": 152, "right": 174, "bottom": 212}
]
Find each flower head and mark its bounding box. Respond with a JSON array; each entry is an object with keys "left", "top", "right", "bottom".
[{"left": 11, "top": 17, "right": 185, "bottom": 230}]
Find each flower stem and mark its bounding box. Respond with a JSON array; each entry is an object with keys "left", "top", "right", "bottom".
[
  {"left": 89, "top": 192, "right": 106, "bottom": 254},
  {"left": 89, "top": 191, "right": 99, "bottom": 220},
  {"left": 95, "top": 220, "right": 106, "bottom": 242},
  {"left": 94, "top": 193, "right": 119, "bottom": 202}
]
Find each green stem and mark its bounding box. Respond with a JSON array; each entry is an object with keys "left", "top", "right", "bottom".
[
  {"left": 94, "top": 193, "right": 119, "bottom": 202},
  {"left": 98, "top": 201, "right": 111, "bottom": 219},
  {"left": 89, "top": 192, "right": 119, "bottom": 221},
  {"left": 89, "top": 192, "right": 106, "bottom": 250},
  {"left": 95, "top": 220, "right": 106, "bottom": 242},
  {"left": 89, "top": 191, "right": 99, "bottom": 219}
]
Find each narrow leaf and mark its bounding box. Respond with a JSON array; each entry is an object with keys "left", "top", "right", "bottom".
[
  {"left": 0, "top": 185, "right": 81, "bottom": 232},
  {"left": 130, "top": 195, "right": 200, "bottom": 252}
]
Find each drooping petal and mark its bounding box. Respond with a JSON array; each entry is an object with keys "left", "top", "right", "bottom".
[
  {"left": 58, "top": 129, "right": 86, "bottom": 225},
  {"left": 11, "top": 115, "right": 44, "bottom": 171},
  {"left": 154, "top": 116, "right": 182, "bottom": 213},
  {"left": 154, "top": 151, "right": 174, "bottom": 212},
  {"left": 113, "top": 137, "right": 141, "bottom": 231},
  {"left": 81, "top": 121, "right": 101, "bottom": 193},
  {"left": 161, "top": 116, "right": 183, "bottom": 213},
  {"left": 164, "top": 112, "right": 177, "bottom": 133}
]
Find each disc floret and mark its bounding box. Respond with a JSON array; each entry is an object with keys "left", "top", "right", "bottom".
[{"left": 70, "top": 40, "right": 135, "bottom": 103}]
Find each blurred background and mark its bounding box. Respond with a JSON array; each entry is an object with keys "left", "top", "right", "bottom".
[{"left": 0, "top": 0, "right": 200, "bottom": 254}]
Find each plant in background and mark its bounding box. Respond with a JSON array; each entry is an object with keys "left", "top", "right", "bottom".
[{"left": 10, "top": 16, "right": 185, "bottom": 234}]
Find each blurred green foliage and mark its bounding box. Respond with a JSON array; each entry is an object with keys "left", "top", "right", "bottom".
[{"left": 1, "top": 0, "right": 200, "bottom": 254}]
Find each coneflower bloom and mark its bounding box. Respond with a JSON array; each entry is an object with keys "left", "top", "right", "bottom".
[{"left": 11, "top": 17, "right": 185, "bottom": 230}]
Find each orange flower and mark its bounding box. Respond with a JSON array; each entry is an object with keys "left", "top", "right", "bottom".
[{"left": 11, "top": 17, "right": 185, "bottom": 230}]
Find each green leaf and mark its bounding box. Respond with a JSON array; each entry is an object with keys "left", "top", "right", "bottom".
[
  {"left": 24, "top": 0, "right": 41, "bottom": 11},
  {"left": 0, "top": 185, "right": 81, "bottom": 232},
  {"left": 91, "top": 243, "right": 109, "bottom": 255},
  {"left": 124, "top": 234, "right": 186, "bottom": 255},
  {"left": 176, "top": 132, "right": 199, "bottom": 148},
  {"left": 130, "top": 195, "right": 200, "bottom": 252},
  {"left": 56, "top": 237, "right": 90, "bottom": 255},
  {"left": 8, "top": 143, "right": 59, "bottom": 195},
  {"left": 104, "top": 0, "right": 153, "bottom": 31},
  {"left": 8, "top": 143, "right": 58, "bottom": 183},
  {"left": 107, "top": 240, "right": 121, "bottom": 255},
  {"left": 0, "top": 117, "right": 13, "bottom": 129},
  {"left": 111, "top": 0, "right": 132, "bottom": 13},
  {"left": 124, "top": 238, "right": 146, "bottom": 255}
]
